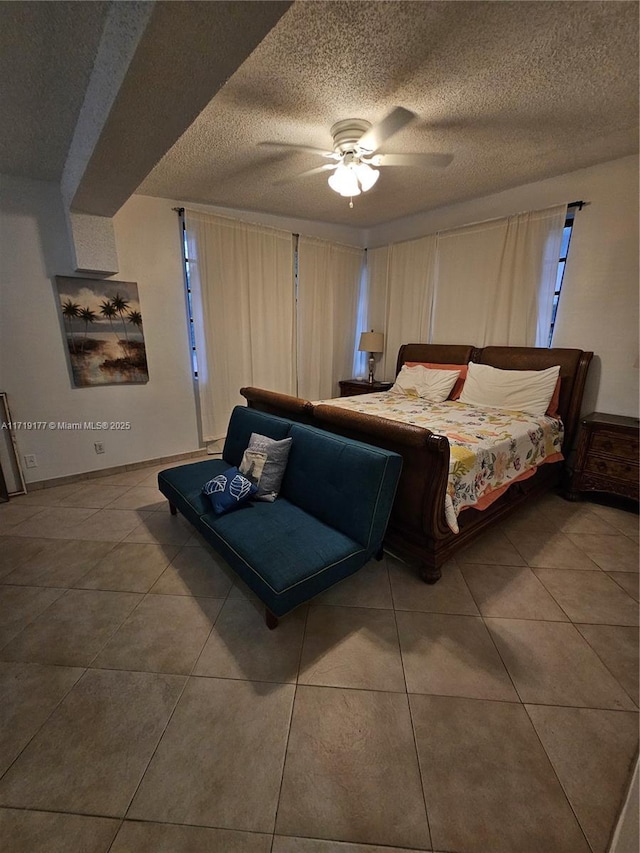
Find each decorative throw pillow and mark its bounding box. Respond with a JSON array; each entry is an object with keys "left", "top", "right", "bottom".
[
  {"left": 390, "top": 365, "right": 461, "bottom": 403},
  {"left": 458, "top": 362, "right": 561, "bottom": 416},
  {"left": 406, "top": 361, "right": 468, "bottom": 399},
  {"left": 239, "top": 433, "right": 292, "bottom": 502},
  {"left": 546, "top": 376, "right": 562, "bottom": 419},
  {"left": 202, "top": 467, "right": 257, "bottom": 515}
]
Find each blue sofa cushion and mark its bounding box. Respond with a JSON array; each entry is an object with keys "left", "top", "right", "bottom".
[
  {"left": 280, "top": 423, "right": 402, "bottom": 551},
  {"left": 199, "top": 499, "right": 366, "bottom": 616},
  {"left": 222, "top": 407, "right": 292, "bottom": 468}
]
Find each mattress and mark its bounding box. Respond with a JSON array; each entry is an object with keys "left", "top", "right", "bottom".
[{"left": 316, "top": 392, "right": 564, "bottom": 533}]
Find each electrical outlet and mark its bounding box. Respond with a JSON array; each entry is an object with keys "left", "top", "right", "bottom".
[
  {"left": 24, "top": 453, "right": 37, "bottom": 468},
  {"left": 94, "top": 442, "right": 105, "bottom": 454}
]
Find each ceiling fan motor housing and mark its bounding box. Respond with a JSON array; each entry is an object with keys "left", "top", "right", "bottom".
[{"left": 330, "top": 119, "right": 372, "bottom": 154}]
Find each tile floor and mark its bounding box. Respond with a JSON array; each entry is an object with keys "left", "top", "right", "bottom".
[{"left": 0, "top": 462, "right": 638, "bottom": 853}]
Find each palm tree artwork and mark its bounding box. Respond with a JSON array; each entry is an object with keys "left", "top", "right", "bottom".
[
  {"left": 111, "top": 292, "right": 131, "bottom": 352},
  {"left": 55, "top": 276, "right": 149, "bottom": 387},
  {"left": 61, "top": 299, "right": 80, "bottom": 354},
  {"left": 78, "top": 306, "right": 97, "bottom": 352}
]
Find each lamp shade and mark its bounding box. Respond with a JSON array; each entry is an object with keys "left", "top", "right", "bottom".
[{"left": 358, "top": 331, "right": 384, "bottom": 353}]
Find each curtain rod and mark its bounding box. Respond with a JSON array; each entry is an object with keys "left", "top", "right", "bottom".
[{"left": 568, "top": 200, "right": 585, "bottom": 210}]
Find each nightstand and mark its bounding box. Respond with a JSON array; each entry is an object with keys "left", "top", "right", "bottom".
[
  {"left": 567, "top": 412, "right": 639, "bottom": 503},
  {"left": 339, "top": 379, "right": 393, "bottom": 397}
]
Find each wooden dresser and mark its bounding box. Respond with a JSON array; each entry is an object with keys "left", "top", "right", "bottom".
[
  {"left": 339, "top": 379, "right": 393, "bottom": 397},
  {"left": 568, "top": 412, "right": 639, "bottom": 503}
]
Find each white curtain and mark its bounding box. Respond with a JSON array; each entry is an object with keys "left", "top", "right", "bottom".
[
  {"left": 431, "top": 204, "right": 567, "bottom": 346},
  {"left": 297, "top": 236, "right": 364, "bottom": 400},
  {"left": 185, "top": 211, "right": 295, "bottom": 441},
  {"left": 366, "top": 245, "right": 390, "bottom": 377},
  {"left": 368, "top": 235, "right": 436, "bottom": 380}
]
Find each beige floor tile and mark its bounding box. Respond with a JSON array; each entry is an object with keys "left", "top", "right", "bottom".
[
  {"left": 539, "top": 501, "right": 620, "bottom": 536},
  {"left": 534, "top": 569, "right": 638, "bottom": 626},
  {"left": 460, "top": 563, "right": 569, "bottom": 620},
  {"left": 64, "top": 508, "right": 149, "bottom": 542},
  {"left": 0, "top": 669, "right": 184, "bottom": 816},
  {"left": 273, "top": 838, "right": 432, "bottom": 853},
  {"left": 150, "top": 545, "right": 234, "bottom": 598},
  {"left": 299, "top": 605, "right": 405, "bottom": 692},
  {"left": 9, "top": 507, "right": 98, "bottom": 539},
  {"left": 312, "top": 558, "right": 392, "bottom": 609},
  {"left": 0, "top": 808, "right": 119, "bottom": 853},
  {"left": 0, "top": 589, "right": 142, "bottom": 666},
  {"left": 276, "top": 686, "right": 430, "bottom": 849},
  {"left": 123, "top": 512, "right": 193, "bottom": 545},
  {"left": 0, "top": 504, "right": 47, "bottom": 534},
  {"left": 128, "top": 677, "right": 294, "bottom": 833},
  {"left": 104, "top": 486, "right": 166, "bottom": 512},
  {"left": 0, "top": 585, "right": 65, "bottom": 648},
  {"left": 457, "top": 529, "right": 526, "bottom": 566},
  {"left": 10, "top": 482, "right": 91, "bottom": 507},
  {"left": 194, "top": 597, "right": 306, "bottom": 682},
  {"left": 576, "top": 624, "right": 639, "bottom": 706},
  {"left": 0, "top": 537, "right": 49, "bottom": 579},
  {"left": 609, "top": 571, "right": 639, "bottom": 601},
  {"left": 93, "top": 593, "right": 223, "bottom": 674},
  {"left": 0, "top": 662, "right": 84, "bottom": 775},
  {"left": 588, "top": 503, "right": 639, "bottom": 537},
  {"left": 111, "top": 820, "right": 272, "bottom": 853},
  {"left": 77, "top": 542, "right": 179, "bottom": 592},
  {"left": 3, "top": 540, "right": 114, "bottom": 588},
  {"left": 58, "top": 484, "right": 130, "bottom": 508},
  {"left": 506, "top": 529, "right": 600, "bottom": 569},
  {"left": 485, "top": 618, "right": 636, "bottom": 709},
  {"left": 396, "top": 610, "right": 518, "bottom": 701},
  {"left": 501, "top": 500, "right": 562, "bottom": 535},
  {"left": 566, "top": 533, "right": 639, "bottom": 573},
  {"left": 526, "top": 705, "right": 639, "bottom": 853},
  {"left": 389, "top": 556, "right": 479, "bottom": 615},
  {"left": 410, "top": 694, "right": 590, "bottom": 853}
]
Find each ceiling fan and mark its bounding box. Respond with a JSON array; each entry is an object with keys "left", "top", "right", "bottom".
[{"left": 261, "top": 107, "right": 453, "bottom": 206}]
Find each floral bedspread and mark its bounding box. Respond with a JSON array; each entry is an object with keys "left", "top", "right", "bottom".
[{"left": 316, "top": 392, "right": 564, "bottom": 533}]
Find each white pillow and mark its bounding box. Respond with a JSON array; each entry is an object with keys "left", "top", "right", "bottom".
[
  {"left": 390, "top": 365, "right": 461, "bottom": 402},
  {"left": 458, "top": 362, "right": 560, "bottom": 416}
]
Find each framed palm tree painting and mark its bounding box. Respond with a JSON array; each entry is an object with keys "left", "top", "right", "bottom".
[{"left": 55, "top": 277, "right": 149, "bottom": 387}]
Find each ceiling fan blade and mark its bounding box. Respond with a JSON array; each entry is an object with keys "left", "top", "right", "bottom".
[
  {"left": 372, "top": 152, "right": 454, "bottom": 169},
  {"left": 357, "top": 107, "right": 417, "bottom": 153},
  {"left": 274, "top": 162, "right": 338, "bottom": 185},
  {"left": 259, "top": 141, "right": 337, "bottom": 158}
]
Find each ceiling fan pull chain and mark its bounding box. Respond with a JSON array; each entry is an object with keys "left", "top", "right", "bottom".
[{"left": 349, "top": 197, "right": 354, "bottom": 209}]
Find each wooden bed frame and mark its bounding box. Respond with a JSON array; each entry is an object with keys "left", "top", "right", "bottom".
[{"left": 241, "top": 343, "right": 593, "bottom": 583}]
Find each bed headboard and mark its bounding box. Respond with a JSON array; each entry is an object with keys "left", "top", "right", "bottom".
[{"left": 395, "top": 343, "right": 593, "bottom": 451}]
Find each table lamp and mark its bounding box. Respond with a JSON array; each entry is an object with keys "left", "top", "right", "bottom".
[{"left": 358, "top": 330, "right": 385, "bottom": 384}]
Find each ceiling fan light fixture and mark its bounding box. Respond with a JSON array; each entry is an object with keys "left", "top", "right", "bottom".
[
  {"left": 328, "top": 163, "right": 361, "bottom": 197},
  {"left": 355, "top": 162, "right": 379, "bottom": 192}
]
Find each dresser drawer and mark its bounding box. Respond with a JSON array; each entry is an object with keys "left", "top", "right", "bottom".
[
  {"left": 590, "top": 430, "right": 639, "bottom": 459},
  {"left": 584, "top": 454, "right": 639, "bottom": 482}
]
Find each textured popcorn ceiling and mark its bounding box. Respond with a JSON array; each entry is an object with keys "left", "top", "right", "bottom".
[
  {"left": 139, "top": 0, "right": 639, "bottom": 227},
  {"left": 0, "top": 1, "right": 109, "bottom": 181},
  {"left": 1, "top": 1, "right": 637, "bottom": 229}
]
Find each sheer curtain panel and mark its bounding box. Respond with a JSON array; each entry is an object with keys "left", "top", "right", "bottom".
[
  {"left": 297, "top": 236, "right": 364, "bottom": 400},
  {"left": 383, "top": 234, "right": 437, "bottom": 379},
  {"left": 185, "top": 211, "right": 295, "bottom": 441},
  {"left": 431, "top": 204, "right": 567, "bottom": 346}
]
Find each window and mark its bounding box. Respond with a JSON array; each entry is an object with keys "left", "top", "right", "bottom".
[
  {"left": 548, "top": 210, "right": 575, "bottom": 346},
  {"left": 179, "top": 215, "right": 199, "bottom": 378}
]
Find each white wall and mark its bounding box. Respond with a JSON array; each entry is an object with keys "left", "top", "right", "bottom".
[
  {"left": 367, "top": 156, "right": 639, "bottom": 418},
  {"left": 0, "top": 179, "right": 365, "bottom": 484},
  {"left": 0, "top": 176, "right": 200, "bottom": 483}
]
